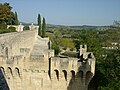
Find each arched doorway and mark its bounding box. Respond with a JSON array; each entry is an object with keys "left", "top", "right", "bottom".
[
  {"left": 15, "top": 67, "right": 20, "bottom": 77},
  {"left": 71, "top": 70, "right": 75, "bottom": 80},
  {"left": 23, "top": 25, "right": 30, "bottom": 31},
  {"left": 0, "top": 67, "right": 10, "bottom": 90},
  {"left": 85, "top": 71, "right": 93, "bottom": 85},
  {"left": 54, "top": 69, "right": 59, "bottom": 80},
  {"left": 62, "top": 70, "right": 67, "bottom": 81}
]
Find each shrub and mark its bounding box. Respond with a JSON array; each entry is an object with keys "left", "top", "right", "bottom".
[
  {"left": 9, "top": 26, "right": 16, "bottom": 30},
  {"left": 61, "top": 51, "right": 78, "bottom": 58},
  {"left": 0, "top": 23, "right": 7, "bottom": 29},
  {"left": 51, "top": 44, "right": 60, "bottom": 55},
  {"left": 0, "top": 27, "right": 16, "bottom": 34},
  {"left": 70, "top": 48, "right": 74, "bottom": 51}
]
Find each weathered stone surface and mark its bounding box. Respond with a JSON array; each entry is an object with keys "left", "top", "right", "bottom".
[{"left": 0, "top": 25, "right": 95, "bottom": 90}]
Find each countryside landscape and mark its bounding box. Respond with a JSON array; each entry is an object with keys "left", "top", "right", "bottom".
[{"left": 0, "top": 0, "right": 120, "bottom": 90}]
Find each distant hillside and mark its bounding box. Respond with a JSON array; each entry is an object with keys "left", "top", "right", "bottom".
[
  {"left": 69, "top": 25, "right": 111, "bottom": 30},
  {"left": 47, "top": 24, "right": 111, "bottom": 31},
  {"left": 19, "top": 22, "right": 111, "bottom": 31}
]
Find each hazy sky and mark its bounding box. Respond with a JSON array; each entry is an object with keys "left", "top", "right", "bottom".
[{"left": 1, "top": 0, "right": 120, "bottom": 26}]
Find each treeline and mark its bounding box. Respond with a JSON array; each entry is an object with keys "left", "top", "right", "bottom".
[
  {"left": 37, "top": 14, "right": 46, "bottom": 38},
  {"left": 0, "top": 2, "right": 19, "bottom": 33},
  {"left": 0, "top": 2, "right": 47, "bottom": 37},
  {"left": 0, "top": 2, "right": 120, "bottom": 90},
  {"left": 46, "top": 22, "right": 120, "bottom": 89},
  {"left": 0, "top": 3, "right": 19, "bottom": 25}
]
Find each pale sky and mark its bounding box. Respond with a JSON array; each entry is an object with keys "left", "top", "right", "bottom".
[{"left": 1, "top": 0, "right": 120, "bottom": 26}]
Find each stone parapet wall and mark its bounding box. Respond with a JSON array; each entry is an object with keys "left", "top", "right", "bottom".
[{"left": 0, "top": 26, "right": 95, "bottom": 90}]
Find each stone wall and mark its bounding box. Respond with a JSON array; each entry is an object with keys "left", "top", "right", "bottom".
[{"left": 0, "top": 25, "right": 95, "bottom": 90}]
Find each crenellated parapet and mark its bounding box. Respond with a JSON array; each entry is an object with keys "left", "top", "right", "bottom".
[
  {"left": 0, "top": 25, "right": 95, "bottom": 90},
  {"left": 49, "top": 45, "right": 95, "bottom": 90},
  {"left": 7, "top": 23, "right": 39, "bottom": 32}
]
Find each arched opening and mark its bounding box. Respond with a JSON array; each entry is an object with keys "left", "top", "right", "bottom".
[
  {"left": 77, "top": 70, "right": 83, "bottom": 77},
  {"left": 23, "top": 25, "right": 30, "bottom": 31},
  {"left": 77, "top": 70, "right": 83, "bottom": 82},
  {"left": 71, "top": 70, "right": 75, "bottom": 80},
  {"left": 62, "top": 70, "right": 67, "bottom": 81},
  {"left": 54, "top": 69, "right": 59, "bottom": 80},
  {"left": 0, "top": 67, "right": 9, "bottom": 90},
  {"left": 15, "top": 67, "right": 20, "bottom": 77},
  {"left": 8, "top": 26, "right": 16, "bottom": 31},
  {"left": 0, "top": 67, "right": 5, "bottom": 75},
  {"left": 85, "top": 71, "right": 93, "bottom": 85},
  {"left": 7, "top": 67, "right": 13, "bottom": 76},
  {"left": 82, "top": 45, "right": 85, "bottom": 48},
  {"left": 88, "top": 53, "right": 92, "bottom": 58}
]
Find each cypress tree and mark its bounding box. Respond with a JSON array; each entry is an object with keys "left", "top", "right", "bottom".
[
  {"left": 38, "top": 14, "right": 41, "bottom": 36},
  {"left": 14, "top": 11, "right": 19, "bottom": 25},
  {"left": 42, "top": 17, "right": 46, "bottom": 38}
]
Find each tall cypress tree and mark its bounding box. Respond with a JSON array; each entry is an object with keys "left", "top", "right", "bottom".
[
  {"left": 42, "top": 17, "right": 46, "bottom": 38},
  {"left": 38, "top": 14, "right": 41, "bottom": 36},
  {"left": 14, "top": 11, "right": 19, "bottom": 25}
]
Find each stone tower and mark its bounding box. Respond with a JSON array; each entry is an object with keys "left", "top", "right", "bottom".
[{"left": 0, "top": 24, "right": 95, "bottom": 90}]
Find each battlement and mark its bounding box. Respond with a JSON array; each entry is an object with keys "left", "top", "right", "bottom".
[
  {"left": 7, "top": 23, "right": 39, "bottom": 32},
  {"left": 0, "top": 25, "right": 95, "bottom": 90},
  {"left": 50, "top": 52, "right": 95, "bottom": 80}
]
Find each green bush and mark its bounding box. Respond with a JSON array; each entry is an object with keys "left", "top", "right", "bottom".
[
  {"left": 9, "top": 26, "right": 16, "bottom": 30},
  {"left": 0, "top": 29, "right": 16, "bottom": 34},
  {"left": 70, "top": 48, "right": 74, "bottom": 51},
  {"left": 0, "top": 23, "right": 7, "bottom": 29},
  {"left": 51, "top": 44, "right": 60, "bottom": 55},
  {"left": 61, "top": 51, "right": 78, "bottom": 58}
]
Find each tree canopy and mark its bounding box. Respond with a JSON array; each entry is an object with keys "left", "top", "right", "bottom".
[
  {"left": 38, "top": 14, "right": 41, "bottom": 36},
  {"left": 0, "top": 3, "right": 18, "bottom": 25},
  {"left": 46, "top": 22, "right": 120, "bottom": 89},
  {"left": 42, "top": 17, "right": 46, "bottom": 38},
  {"left": 14, "top": 11, "right": 19, "bottom": 25},
  {"left": 0, "top": 3, "right": 18, "bottom": 33}
]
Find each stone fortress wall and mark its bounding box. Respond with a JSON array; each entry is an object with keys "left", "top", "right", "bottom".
[{"left": 0, "top": 24, "right": 95, "bottom": 90}]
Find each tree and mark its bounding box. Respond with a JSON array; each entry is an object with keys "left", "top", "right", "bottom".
[
  {"left": 0, "top": 3, "right": 14, "bottom": 25},
  {"left": 14, "top": 11, "right": 19, "bottom": 25},
  {"left": 42, "top": 17, "right": 46, "bottom": 38},
  {"left": 37, "top": 14, "right": 41, "bottom": 36},
  {"left": 97, "top": 49, "right": 120, "bottom": 90},
  {"left": 113, "top": 20, "right": 120, "bottom": 27},
  {"left": 60, "top": 38, "right": 75, "bottom": 49}
]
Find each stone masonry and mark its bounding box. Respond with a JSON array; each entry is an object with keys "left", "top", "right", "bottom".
[{"left": 0, "top": 24, "right": 95, "bottom": 90}]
